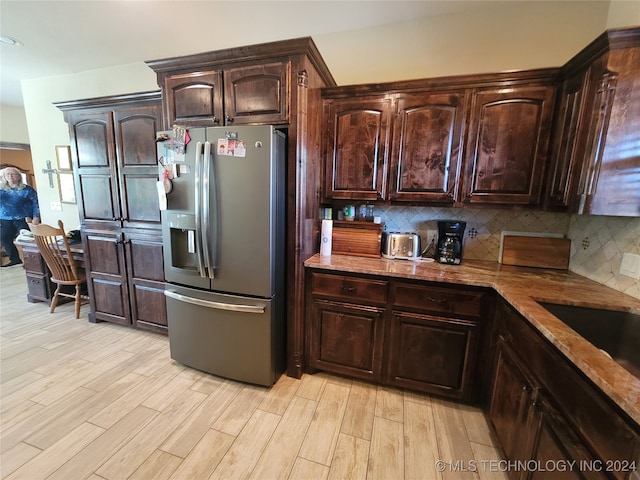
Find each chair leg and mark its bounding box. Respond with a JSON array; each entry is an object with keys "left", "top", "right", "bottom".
[
  {"left": 50, "top": 284, "right": 61, "bottom": 314},
  {"left": 74, "top": 284, "right": 81, "bottom": 319}
]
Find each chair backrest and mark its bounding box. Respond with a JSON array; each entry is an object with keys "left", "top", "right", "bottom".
[{"left": 28, "top": 220, "right": 80, "bottom": 282}]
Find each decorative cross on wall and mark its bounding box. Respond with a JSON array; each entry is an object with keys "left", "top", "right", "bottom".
[{"left": 41, "top": 160, "right": 57, "bottom": 188}]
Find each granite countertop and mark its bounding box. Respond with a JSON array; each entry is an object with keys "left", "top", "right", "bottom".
[{"left": 304, "top": 253, "right": 640, "bottom": 426}]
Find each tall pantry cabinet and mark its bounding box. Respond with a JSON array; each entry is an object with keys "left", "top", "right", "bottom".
[
  {"left": 55, "top": 91, "right": 168, "bottom": 334},
  {"left": 146, "top": 38, "right": 336, "bottom": 376}
]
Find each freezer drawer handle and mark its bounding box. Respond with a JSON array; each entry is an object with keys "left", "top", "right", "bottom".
[{"left": 165, "top": 290, "right": 265, "bottom": 314}]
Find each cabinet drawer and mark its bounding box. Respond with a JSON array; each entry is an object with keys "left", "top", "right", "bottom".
[
  {"left": 26, "top": 273, "right": 50, "bottom": 301},
  {"left": 392, "top": 282, "right": 484, "bottom": 318},
  {"left": 311, "top": 273, "right": 388, "bottom": 305},
  {"left": 23, "top": 251, "right": 46, "bottom": 274}
]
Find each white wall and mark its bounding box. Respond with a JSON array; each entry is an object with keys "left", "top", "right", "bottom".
[
  {"left": 18, "top": 2, "right": 632, "bottom": 229},
  {"left": 0, "top": 104, "right": 30, "bottom": 144},
  {"left": 607, "top": 0, "right": 640, "bottom": 27}
]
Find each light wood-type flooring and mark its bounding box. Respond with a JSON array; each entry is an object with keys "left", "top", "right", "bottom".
[{"left": 1, "top": 263, "right": 508, "bottom": 480}]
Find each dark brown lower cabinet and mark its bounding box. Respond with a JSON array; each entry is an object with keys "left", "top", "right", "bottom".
[
  {"left": 387, "top": 311, "right": 479, "bottom": 400},
  {"left": 489, "top": 299, "right": 640, "bottom": 480},
  {"left": 22, "top": 246, "right": 53, "bottom": 303},
  {"left": 308, "top": 300, "right": 385, "bottom": 382},
  {"left": 83, "top": 227, "right": 167, "bottom": 334},
  {"left": 305, "top": 269, "right": 489, "bottom": 401}
]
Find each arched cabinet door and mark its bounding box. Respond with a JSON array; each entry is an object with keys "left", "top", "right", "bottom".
[
  {"left": 114, "top": 102, "right": 164, "bottom": 229},
  {"left": 462, "top": 85, "right": 556, "bottom": 206},
  {"left": 67, "top": 110, "right": 119, "bottom": 226},
  {"left": 324, "top": 97, "right": 391, "bottom": 201},
  {"left": 389, "top": 91, "right": 469, "bottom": 203},
  {"left": 164, "top": 71, "right": 224, "bottom": 127},
  {"left": 223, "top": 61, "right": 290, "bottom": 125}
]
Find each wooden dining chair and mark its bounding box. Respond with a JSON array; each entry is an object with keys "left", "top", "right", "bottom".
[{"left": 27, "top": 220, "right": 88, "bottom": 319}]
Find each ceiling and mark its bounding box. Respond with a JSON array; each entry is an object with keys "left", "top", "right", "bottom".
[{"left": 0, "top": 0, "right": 500, "bottom": 107}]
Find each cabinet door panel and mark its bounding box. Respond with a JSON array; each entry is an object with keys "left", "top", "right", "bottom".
[
  {"left": 68, "top": 111, "right": 119, "bottom": 224},
  {"left": 115, "top": 103, "right": 163, "bottom": 228},
  {"left": 78, "top": 175, "right": 118, "bottom": 221},
  {"left": 324, "top": 98, "right": 391, "bottom": 200},
  {"left": 309, "top": 299, "right": 384, "bottom": 381},
  {"left": 125, "top": 232, "right": 167, "bottom": 333},
  {"left": 545, "top": 69, "right": 590, "bottom": 210},
  {"left": 164, "top": 71, "right": 223, "bottom": 127},
  {"left": 390, "top": 92, "right": 468, "bottom": 202},
  {"left": 464, "top": 86, "right": 555, "bottom": 205},
  {"left": 83, "top": 231, "right": 130, "bottom": 326},
  {"left": 387, "top": 312, "right": 478, "bottom": 399},
  {"left": 224, "top": 62, "right": 289, "bottom": 125},
  {"left": 489, "top": 338, "right": 535, "bottom": 466}
]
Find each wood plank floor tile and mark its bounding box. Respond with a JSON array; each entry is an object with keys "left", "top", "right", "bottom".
[
  {"left": 289, "top": 457, "right": 330, "bottom": 480},
  {"left": 128, "top": 449, "right": 183, "bottom": 480},
  {"left": 46, "top": 405, "right": 158, "bottom": 480},
  {"left": 375, "top": 385, "right": 404, "bottom": 422},
  {"left": 248, "top": 396, "right": 318, "bottom": 480},
  {"left": 326, "top": 433, "right": 370, "bottom": 480},
  {"left": 340, "top": 380, "right": 376, "bottom": 440},
  {"left": 167, "top": 428, "right": 234, "bottom": 480},
  {"left": 160, "top": 380, "right": 243, "bottom": 458},
  {"left": 458, "top": 402, "right": 497, "bottom": 447},
  {"left": 257, "top": 373, "right": 301, "bottom": 415},
  {"left": 404, "top": 398, "right": 440, "bottom": 480},
  {"left": 211, "top": 383, "right": 266, "bottom": 436},
  {"left": 209, "top": 408, "right": 281, "bottom": 480},
  {"left": 367, "top": 415, "right": 405, "bottom": 480},
  {"left": 299, "top": 382, "right": 350, "bottom": 465},
  {"left": 471, "top": 442, "right": 509, "bottom": 480},
  {"left": 95, "top": 389, "right": 207, "bottom": 479},
  {"left": 6, "top": 421, "right": 104, "bottom": 480},
  {"left": 0, "top": 441, "right": 41, "bottom": 478},
  {"left": 432, "top": 397, "right": 478, "bottom": 480},
  {"left": 295, "top": 372, "right": 328, "bottom": 401}
]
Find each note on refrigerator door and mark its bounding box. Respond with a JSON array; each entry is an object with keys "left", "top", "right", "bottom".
[{"left": 156, "top": 181, "right": 167, "bottom": 210}]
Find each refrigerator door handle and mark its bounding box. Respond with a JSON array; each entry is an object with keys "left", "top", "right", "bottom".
[
  {"left": 165, "top": 290, "right": 266, "bottom": 314},
  {"left": 202, "top": 141, "right": 215, "bottom": 279},
  {"left": 193, "top": 142, "right": 207, "bottom": 277}
]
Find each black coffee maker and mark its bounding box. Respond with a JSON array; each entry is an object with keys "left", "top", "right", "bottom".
[{"left": 436, "top": 220, "right": 466, "bottom": 265}]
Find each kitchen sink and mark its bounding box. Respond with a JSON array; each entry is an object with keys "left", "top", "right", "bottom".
[{"left": 537, "top": 302, "right": 640, "bottom": 378}]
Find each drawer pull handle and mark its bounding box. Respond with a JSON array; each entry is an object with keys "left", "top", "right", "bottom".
[
  {"left": 425, "top": 296, "right": 447, "bottom": 303},
  {"left": 340, "top": 286, "right": 356, "bottom": 292}
]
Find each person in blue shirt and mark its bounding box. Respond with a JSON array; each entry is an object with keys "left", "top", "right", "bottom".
[{"left": 0, "top": 167, "right": 41, "bottom": 267}]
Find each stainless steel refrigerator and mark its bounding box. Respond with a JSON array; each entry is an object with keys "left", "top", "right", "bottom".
[{"left": 159, "top": 125, "right": 285, "bottom": 386}]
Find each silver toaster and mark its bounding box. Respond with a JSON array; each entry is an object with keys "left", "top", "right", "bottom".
[{"left": 382, "top": 232, "right": 421, "bottom": 260}]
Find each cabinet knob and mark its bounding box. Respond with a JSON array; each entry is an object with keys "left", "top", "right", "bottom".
[
  {"left": 212, "top": 116, "right": 219, "bottom": 125},
  {"left": 225, "top": 115, "right": 234, "bottom": 124}
]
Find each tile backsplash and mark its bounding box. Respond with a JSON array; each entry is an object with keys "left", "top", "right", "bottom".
[{"left": 372, "top": 205, "right": 640, "bottom": 300}]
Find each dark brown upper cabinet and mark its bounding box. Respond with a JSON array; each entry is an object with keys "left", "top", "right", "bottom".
[
  {"left": 389, "top": 91, "right": 469, "bottom": 203},
  {"left": 164, "top": 71, "right": 223, "bottom": 127},
  {"left": 322, "top": 71, "right": 557, "bottom": 206},
  {"left": 58, "top": 92, "right": 163, "bottom": 230},
  {"left": 462, "top": 84, "right": 556, "bottom": 206},
  {"left": 159, "top": 62, "right": 289, "bottom": 128},
  {"left": 323, "top": 97, "right": 392, "bottom": 201},
  {"left": 546, "top": 27, "right": 640, "bottom": 217},
  {"left": 223, "top": 62, "right": 289, "bottom": 125}
]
